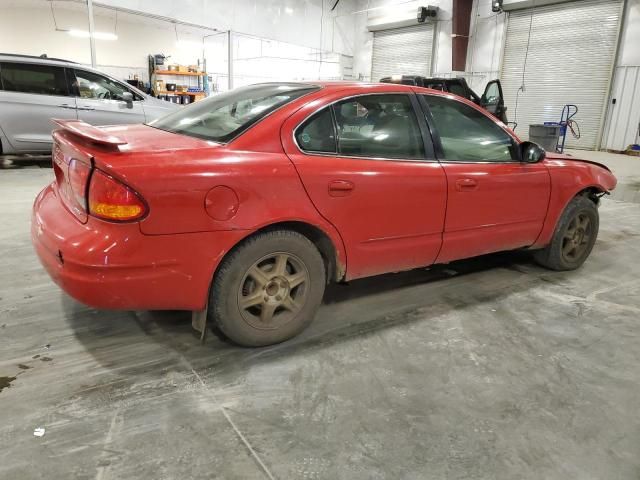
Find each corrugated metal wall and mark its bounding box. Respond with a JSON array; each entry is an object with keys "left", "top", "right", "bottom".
[
  {"left": 500, "top": 0, "right": 623, "bottom": 150},
  {"left": 603, "top": 66, "right": 640, "bottom": 151},
  {"left": 371, "top": 24, "right": 435, "bottom": 82}
]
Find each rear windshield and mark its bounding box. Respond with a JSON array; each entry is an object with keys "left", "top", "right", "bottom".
[{"left": 149, "top": 83, "right": 318, "bottom": 143}]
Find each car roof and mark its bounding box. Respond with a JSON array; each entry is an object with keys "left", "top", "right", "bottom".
[
  {"left": 313, "top": 81, "right": 419, "bottom": 92},
  {"left": 0, "top": 53, "right": 78, "bottom": 65}
]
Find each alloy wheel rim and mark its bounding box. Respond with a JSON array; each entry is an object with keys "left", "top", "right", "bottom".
[
  {"left": 237, "top": 252, "right": 310, "bottom": 330},
  {"left": 561, "top": 213, "right": 592, "bottom": 261}
]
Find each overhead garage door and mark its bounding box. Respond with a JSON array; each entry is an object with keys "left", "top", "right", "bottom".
[
  {"left": 371, "top": 24, "right": 434, "bottom": 83},
  {"left": 500, "top": 0, "right": 623, "bottom": 149}
]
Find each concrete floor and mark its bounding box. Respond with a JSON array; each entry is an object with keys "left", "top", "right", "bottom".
[{"left": 1, "top": 151, "right": 639, "bottom": 479}]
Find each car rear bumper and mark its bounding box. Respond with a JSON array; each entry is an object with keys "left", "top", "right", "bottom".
[{"left": 31, "top": 183, "right": 248, "bottom": 310}]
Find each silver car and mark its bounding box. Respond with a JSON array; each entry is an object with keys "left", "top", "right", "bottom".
[{"left": 0, "top": 53, "right": 179, "bottom": 155}]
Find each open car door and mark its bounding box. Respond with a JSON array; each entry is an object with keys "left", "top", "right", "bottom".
[{"left": 480, "top": 79, "right": 508, "bottom": 124}]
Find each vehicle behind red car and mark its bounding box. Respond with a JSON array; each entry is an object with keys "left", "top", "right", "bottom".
[{"left": 32, "top": 82, "right": 617, "bottom": 346}]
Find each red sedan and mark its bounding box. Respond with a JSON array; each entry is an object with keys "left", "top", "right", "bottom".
[{"left": 32, "top": 82, "right": 617, "bottom": 346}]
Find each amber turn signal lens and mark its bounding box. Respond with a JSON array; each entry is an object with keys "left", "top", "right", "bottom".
[{"left": 88, "top": 169, "right": 147, "bottom": 222}]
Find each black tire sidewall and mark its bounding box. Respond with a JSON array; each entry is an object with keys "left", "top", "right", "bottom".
[
  {"left": 210, "top": 230, "right": 325, "bottom": 347},
  {"left": 543, "top": 196, "right": 599, "bottom": 271}
]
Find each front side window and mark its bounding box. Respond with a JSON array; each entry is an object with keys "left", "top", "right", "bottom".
[
  {"left": 296, "top": 109, "right": 336, "bottom": 153},
  {"left": 0, "top": 62, "right": 68, "bottom": 96},
  {"left": 424, "top": 95, "right": 517, "bottom": 162},
  {"left": 447, "top": 83, "right": 467, "bottom": 99},
  {"left": 423, "top": 81, "right": 446, "bottom": 92},
  {"left": 333, "top": 94, "right": 425, "bottom": 159},
  {"left": 150, "top": 83, "right": 318, "bottom": 143},
  {"left": 73, "top": 70, "right": 133, "bottom": 101}
]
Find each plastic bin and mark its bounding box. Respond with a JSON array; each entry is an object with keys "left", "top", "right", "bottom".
[{"left": 529, "top": 124, "right": 560, "bottom": 152}]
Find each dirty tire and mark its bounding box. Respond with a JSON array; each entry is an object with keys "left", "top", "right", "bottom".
[
  {"left": 533, "top": 195, "right": 599, "bottom": 271},
  {"left": 210, "top": 230, "right": 325, "bottom": 347}
]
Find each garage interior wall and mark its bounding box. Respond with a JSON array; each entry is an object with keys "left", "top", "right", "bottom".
[
  {"left": 370, "top": 24, "right": 435, "bottom": 81},
  {"left": 0, "top": 1, "right": 208, "bottom": 81},
  {"left": 0, "top": 0, "right": 356, "bottom": 92},
  {"left": 467, "top": 0, "right": 640, "bottom": 152},
  {"left": 351, "top": 0, "right": 454, "bottom": 81},
  {"left": 603, "top": 0, "right": 640, "bottom": 151},
  {"left": 500, "top": 0, "right": 623, "bottom": 150}
]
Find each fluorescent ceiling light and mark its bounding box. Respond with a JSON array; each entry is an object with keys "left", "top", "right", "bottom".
[
  {"left": 67, "top": 29, "right": 118, "bottom": 40},
  {"left": 93, "top": 31, "right": 118, "bottom": 40}
]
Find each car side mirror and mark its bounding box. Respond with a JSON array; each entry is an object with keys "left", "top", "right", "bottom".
[
  {"left": 122, "top": 92, "right": 134, "bottom": 109},
  {"left": 520, "top": 141, "right": 546, "bottom": 163}
]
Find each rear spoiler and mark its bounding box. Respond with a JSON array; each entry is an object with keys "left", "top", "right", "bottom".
[{"left": 52, "top": 119, "right": 127, "bottom": 146}]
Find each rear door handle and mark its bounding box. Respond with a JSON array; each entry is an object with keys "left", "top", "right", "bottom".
[
  {"left": 77, "top": 106, "right": 95, "bottom": 111},
  {"left": 328, "top": 180, "right": 354, "bottom": 197},
  {"left": 456, "top": 178, "right": 478, "bottom": 191},
  {"left": 58, "top": 104, "right": 76, "bottom": 110}
]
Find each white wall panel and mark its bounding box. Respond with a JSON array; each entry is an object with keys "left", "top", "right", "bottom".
[
  {"left": 603, "top": 66, "right": 640, "bottom": 151},
  {"left": 0, "top": 0, "right": 354, "bottom": 91},
  {"left": 96, "top": 0, "right": 356, "bottom": 56},
  {"left": 616, "top": 0, "right": 640, "bottom": 66}
]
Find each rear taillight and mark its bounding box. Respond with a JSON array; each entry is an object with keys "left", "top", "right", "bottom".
[
  {"left": 88, "top": 170, "right": 147, "bottom": 222},
  {"left": 68, "top": 159, "right": 91, "bottom": 211}
]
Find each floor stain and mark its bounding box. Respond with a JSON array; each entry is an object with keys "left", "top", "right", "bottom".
[
  {"left": 32, "top": 355, "right": 40, "bottom": 359},
  {"left": 0, "top": 376, "right": 17, "bottom": 393},
  {"left": 17, "top": 364, "right": 31, "bottom": 370},
  {"left": 40, "top": 357, "right": 53, "bottom": 362}
]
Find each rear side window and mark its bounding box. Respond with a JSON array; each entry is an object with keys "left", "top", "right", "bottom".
[
  {"left": 333, "top": 94, "right": 425, "bottom": 159},
  {"left": 295, "top": 109, "right": 336, "bottom": 153},
  {"left": 0, "top": 62, "right": 68, "bottom": 96}
]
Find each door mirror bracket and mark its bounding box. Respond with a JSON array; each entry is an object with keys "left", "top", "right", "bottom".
[{"left": 520, "top": 141, "right": 546, "bottom": 163}]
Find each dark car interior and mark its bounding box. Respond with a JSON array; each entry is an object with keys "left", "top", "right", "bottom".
[{"left": 334, "top": 96, "right": 424, "bottom": 158}]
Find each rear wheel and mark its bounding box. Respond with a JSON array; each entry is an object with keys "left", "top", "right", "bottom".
[
  {"left": 533, "top": 195, "right": 599, "bottom": 271},
  {"left": 210, "top": 230, "right": 325, "bottom": 347}
]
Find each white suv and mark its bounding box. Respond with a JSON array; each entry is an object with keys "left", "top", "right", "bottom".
[{"left": 0, "top": 53, "right": 179, "bottom": 155}]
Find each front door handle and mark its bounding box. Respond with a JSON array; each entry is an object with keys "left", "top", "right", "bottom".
[
  {"left": 456, "top": 178, "right": 478, "bottom": 191},
  {"left": 77, "top": 106, "right": 95, "bottom": 111},
  {"left": 328, "top": 180, "right": 354, "bottom": 197},
  {"left": 58, "top": 104, "right": 76, "bottom": 110}
]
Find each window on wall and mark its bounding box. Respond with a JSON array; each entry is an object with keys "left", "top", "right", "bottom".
[
  {"left": 333, "top": 94, "right": 425, "bottom": 159},
  {"left": 0, "top": 63, "right": 69, "bottom": 96},
  {"left": 424, "top": 95, "right": 517, "bottom": 162},
  {"left": 296, "top": 109, "right": 336, "bottom": 153},
  {"left": 72, "top": 69, "right": 135, "bottom": 101}
]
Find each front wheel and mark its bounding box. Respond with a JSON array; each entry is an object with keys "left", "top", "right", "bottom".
[
  {"left": 533, "top": 195, "right": 599, "bottom": 271},
  {"left": 210, "top": 230, "right": 326, "bottom": 347}
]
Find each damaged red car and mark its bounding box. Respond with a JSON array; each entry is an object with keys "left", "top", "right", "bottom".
[{"left": 32, "top": 82, "right": 617, "bottom": 346}]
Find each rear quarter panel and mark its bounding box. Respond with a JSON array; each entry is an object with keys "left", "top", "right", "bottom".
[{"left": 92, "top": 146, "right": 348, "bottom": 278}]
